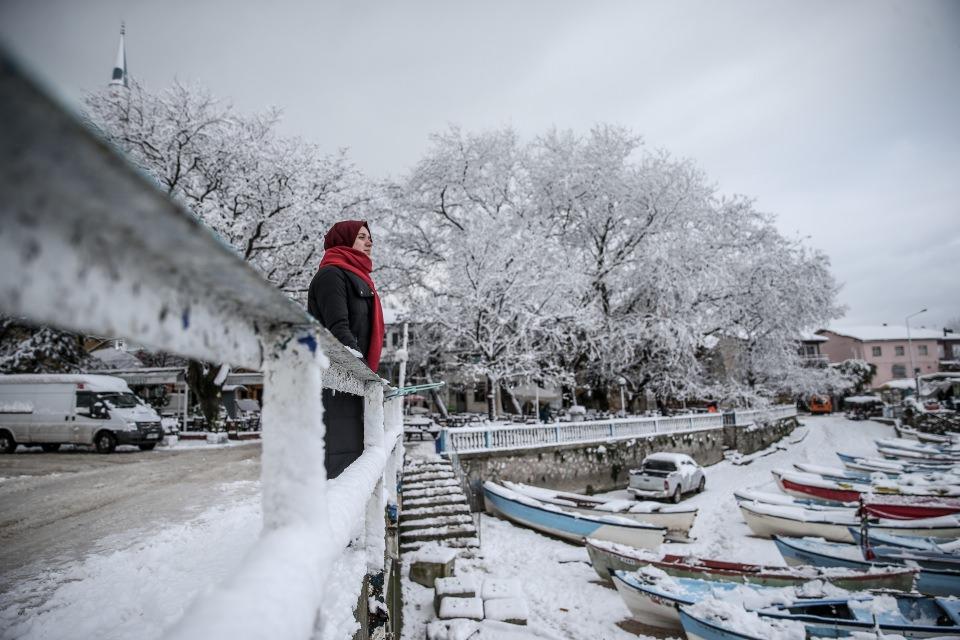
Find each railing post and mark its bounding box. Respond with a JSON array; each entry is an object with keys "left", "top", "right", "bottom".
[
  {"left": 363, "top": 381, "right": 386, "bottom": 574},
  {"left": 438, "top": 428, "right": 448, "bottom": 454},
  {"left": 484, "top": 429, "right": 491, "bottom": 449}
]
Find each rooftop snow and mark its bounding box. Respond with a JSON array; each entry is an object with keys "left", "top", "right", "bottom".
[{"left": 821, "top": 325, "right": 944, "bottom": 341}]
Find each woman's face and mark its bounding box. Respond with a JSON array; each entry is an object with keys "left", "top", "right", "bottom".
[{"left": 352, "top": 227, "right": 373, "bottom": 257}]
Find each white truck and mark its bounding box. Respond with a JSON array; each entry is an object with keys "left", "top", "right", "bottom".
[
  {"left": 0, "top": 374, "right": 164, "bottom": 454},
  {"left": 628, "top": 452, "right": 705, "bottom": 503}
]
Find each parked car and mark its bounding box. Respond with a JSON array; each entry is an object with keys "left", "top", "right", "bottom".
[
  {"left": 0, "top": 374, "right": 164, "bottom": 454},
  {"left": 628, "top": 452, "right": 705, "bottom": 503}
]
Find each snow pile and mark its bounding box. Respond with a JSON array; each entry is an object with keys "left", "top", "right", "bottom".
[
  {"left": 409, "top": 543, "right": 460, "bottom": 565},
  {"left": 683, "top": 598, "right": 806, "bottom": 640}
]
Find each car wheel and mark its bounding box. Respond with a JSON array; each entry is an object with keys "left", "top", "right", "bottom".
[
  {"left": 0, "top": 430, "right": 15, "bottom": 454},
  {"left": 138, "top": 443, "right": 156, "bottom": 451},
  {"left": 41, "top": 443, "right": 61, "bottom": 453},
  {"left": 697, "top": 477, "right": 706, "bottom": 493},
  {"left": 672, "top": 486, "right": 682, "bottom": 503},
  {"left": 95, "top": 431, "right": 117, "bottom": 454}
]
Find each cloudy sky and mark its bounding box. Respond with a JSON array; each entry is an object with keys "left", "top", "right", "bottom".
[{"left": 2, "top": 0, "right": 958, "bottom": 330}]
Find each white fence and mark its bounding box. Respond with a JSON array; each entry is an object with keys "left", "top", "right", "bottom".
[
  {"left": 0, "top": 53, "right": 402, "bottom": 639},
  {"left": 439, "top": 406, "right": 797, "bottom": 455}
]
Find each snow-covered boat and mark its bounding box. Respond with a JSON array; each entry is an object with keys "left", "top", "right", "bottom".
[
  {"left": 584, "top": 538, "right": 916, "bottom": 591},
  {"left": 738, "top": 500, "right": 960, "bottom": 542},
  {"left": 897, "top": 424, "right": 960, "bottom": 446},
  {"left": 498, "top": 480, "right": 697, "bottom": 540},
  {"left": 877, "top": 437, "right": 960, "bottom": 456},
  {"left": 481, "top": 481, "right": 666, "bottom": 548},
  {"left": 837, "top": 452, "right": 956, "bottom": 475},
  {"left": 793, "top": 461, "right": 879, "bottom": 482},
  {"left": 615, "top": 568, "right": 960, "bottom": 636},
  {"left": 678, "top": 599, "right": 960, "bottom": 640},
  {"left": 863, "top": 494, "right": 960, "bottom": 520},
  {"left": 773, "top": 470, "right": 960, "bottom": 505},
  {"left": 774, "top": 535, "right": 958, "bottom": 597},
  {"left": 847, "top": 528, "right": 960, "bottom": 554},
  {"left": 733, "top": 488, "right": 854, "bottom": 511},
  {"left": 877, "top": 443, "right": 960, "bottom": 465}
]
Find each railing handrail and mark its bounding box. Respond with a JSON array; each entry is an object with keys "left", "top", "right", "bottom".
[{"left": 0, "top": 52, "right": 401, "bottom": 640}]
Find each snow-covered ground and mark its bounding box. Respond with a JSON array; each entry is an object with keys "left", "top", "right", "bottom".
[
  {"left": 0, "top": 415, "right": 893, "bottom": 639},
  {"left": 401, "top": 415, "right": 895, "bottom": 639}
]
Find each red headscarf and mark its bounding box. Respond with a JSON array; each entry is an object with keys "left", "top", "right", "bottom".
[{"left": 319, "top": 220, "right": 384, "bottom": 372}]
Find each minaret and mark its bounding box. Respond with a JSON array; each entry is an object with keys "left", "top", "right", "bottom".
[{"left": 109, "top": 23, "right": 128, "bottom": 88}]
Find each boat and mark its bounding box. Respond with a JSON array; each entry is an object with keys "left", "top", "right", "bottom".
[
  {"left": 897, "top": 424, "right": 960, "bottom": 446},
  {"left": 615, "top": 569, "right": 960, "bottom": 636},
  {"left": 678, "top": 600, "right": 960, "bottom": 640},
  {"left": 738, "top": 500, "right": 960, "bottom": 542},
  {"left": 876, "top": 444, "right": 960, "bottom": 465},
  {"left": 733, "top": 488, "right": 854, "bottom": 511},
  {"left": 773, "top": 470, "right": 960, "bottom": 505},
  {"left": 793, "top": 462, "right": 879, "bottom": 482},
  {"left": 773, "top": 535, "right": 957, "bottom": 596},
  {"left": 837, "top": 452, "right": 956, "bottom": 475},
  {"left": 847, "top": 528, "right": 960, "bottom": 553},
  {"left": 862, "top": 494, "right": 960, "bottom": 520},
  {"left": 498, "top": 480, "right": 697, "bottom": 540},
  {"left": 481, "top": 481, "right": 666, "bottom": 548},
  {"left": 584, "top": 538, "right": 916, "bottom": 591},
  {"left": 877, "top": 437, "right": 960, "bottom": 456}
]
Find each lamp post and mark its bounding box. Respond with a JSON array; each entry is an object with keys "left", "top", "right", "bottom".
[
  {"left": 616, "top": 376, "right": 627, "bottom": 417},
  {"left": 906, "top": 308, "right": 927, "bottom": 400}
]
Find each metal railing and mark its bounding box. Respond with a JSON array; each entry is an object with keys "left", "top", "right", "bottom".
[
  {"left": 437, "top": 406, "right": 797, "bottom": 455},
  {"left": 0, "top": 53, "right": 403, "bottom": 640}
]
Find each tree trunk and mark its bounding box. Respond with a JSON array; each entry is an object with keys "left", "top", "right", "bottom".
[
  {"left": 186, "top": 359, "right": 224, "bottom": 430},
  {"left": 486, "top": 375, "right": 497, "bottom": 421},
  {"left": 500, "top": 382, "right": 523, "bottom": 415},
  {"left": 426, "top": 372, "right": 449, "bottom": 419}
]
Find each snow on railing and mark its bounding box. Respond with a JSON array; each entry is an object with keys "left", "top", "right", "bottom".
[
  {"left": 0, "top": 53, "right": 401, "bottom": 640},
  {"left": 437, "top": 406, "right": 797, "bottom": 455}
]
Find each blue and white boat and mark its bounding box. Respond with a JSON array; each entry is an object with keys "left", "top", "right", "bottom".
[
  {"left": 613, "top": 570, "right": 960, "bottom": 637},
  {"left": 774, "top": 535, "right": 958, "bottom": 596},
  {"left": 481, "top": 481, "right": 666, "bottom": 548},
  {"left": 679, "top": 601, "right": 960, "bottom": 640},
  {"left": 847, "top": 528, "right": 960, "bottom": 553}
]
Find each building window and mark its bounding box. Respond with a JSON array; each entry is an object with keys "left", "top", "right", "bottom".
[
  {"left": 954, "top": 345, "right": 960, "bottom": 359},
  {"left": 918, "top": 345, "right": 928, "bottom": 356},
  {"left": 892, "top": 364, "right": 907, "bottom": 378},
  {"left": 473, "top": 382, "right": 487, "bottom": 403},
  {"left": 895, "top": 346, "right": 904, "bottom": 356},
  {"left": 871, "top": 346, "right": 882, "bottom": 357},
  {"left": 391, "top": 332, "right": 400, "bottom": 347}
]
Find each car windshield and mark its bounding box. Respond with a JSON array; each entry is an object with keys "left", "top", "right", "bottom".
[
  {"left": 97, "top": 392, "right": 140, "bottom": 408},
  {"left": 644, "top": 459, "right": 677, "bottom": 472}
]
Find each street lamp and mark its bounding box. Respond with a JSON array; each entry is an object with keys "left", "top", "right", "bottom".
[
  {"left": 616, "top": 376, "right": 627, "bottom": 417},
  {"left": 906, "top": 308, "right": 927, "bottom": 399}
]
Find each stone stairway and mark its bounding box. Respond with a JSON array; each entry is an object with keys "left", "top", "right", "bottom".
[{"left": 400, "top": 459, "right": 479, "bottom": 554}]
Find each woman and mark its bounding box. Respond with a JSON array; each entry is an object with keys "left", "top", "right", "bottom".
[{"left": 308, "top": 220, "right": 384, "bottom": 478}]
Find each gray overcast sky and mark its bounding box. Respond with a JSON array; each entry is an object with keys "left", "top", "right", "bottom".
[{"left": 2, "top": 0, "right": 958, "bottom": 329}]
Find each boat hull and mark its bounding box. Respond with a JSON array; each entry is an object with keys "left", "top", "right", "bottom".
[
  {"left": 610, "top": 572, "right": 685, "bottom": 629},
  {"left": 482, "top": 482, "right": 666, "bottom": 548},
  {"left": 584, "top": 539, "right": 916, "bottom": 591},
  {"left": 738, "top": 502, "right": 960, "bottom": 542}
]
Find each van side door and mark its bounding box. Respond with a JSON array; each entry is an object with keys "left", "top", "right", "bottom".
[{"left": 74, "top": 391, "right": 101, "bottom": 445}]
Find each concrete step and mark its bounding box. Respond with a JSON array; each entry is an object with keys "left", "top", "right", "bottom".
[
  {"left": 404, "top": 462, "right": 452, "bottom": 473},
  {"left": 403, "top": 484, "right": 462, "bottom": 499},
  {"left": 404, "top": 471, "right": 456, "bottom": 484},
  {"left": 401, "top": 536, "right": 480, "bottom": 554},
  {"left": 401, "top": 503, "right": 472, "bottom": 522},
  {"left": 399, "top": 514, "right": 474, "bottom": 532},
  {"left": 400, "top": 523, "right": 477, "bottom": 545},
  {"left": 403, "top": 493, "right": 470, "bottom": 509}
]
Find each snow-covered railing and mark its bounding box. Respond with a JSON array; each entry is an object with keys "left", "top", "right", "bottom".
[
  {"left": 438, "top": 406, "right": 797, "bottom": 455},
  {"left": 0, "top": 53, "right": 402, "bottom": 639},
  {"left": 732, "top": 404, "right": 798, "bottom": 427}
]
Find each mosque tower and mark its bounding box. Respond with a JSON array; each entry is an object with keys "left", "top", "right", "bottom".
[{"left": 109, "top": 23, "right": 128, "bottom": 88}]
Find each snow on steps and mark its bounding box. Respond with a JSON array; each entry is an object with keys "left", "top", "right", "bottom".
[{"left": 401, "top": 460, "right": 478, "bottom": 555}]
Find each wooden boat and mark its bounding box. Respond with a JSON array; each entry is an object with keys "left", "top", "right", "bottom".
[
  {"left": 738, "top": 500, "right": 960, "bottom": 542},
  {"left": 678, "top": 601, "right": 960, "bottom": 640},
  {"left": 773, "top": 535, "right": 958, "bottom": 597},
  {"left": 773, "top": 470, "right": 960, "bottom": 505},
  {"left": 863, "top": 494, "right": 960, "bottom": 520},
  {"left": 897, "top": 424, "right": 960, "bottom": 446},
  {"left": 481, "top": 481, "right": 666, "bottom": 548},
  {"left": 733, "top": 488, "right": 853, "bottom": 511},
  {"left": 584, "top": 538, "right": 916, "bottom": 591},
  {"left": 793, "top": 462, "right": 879, "bottom": 482},
  {"left": 847, "top": 528, "right": 960, "bottom": 553},
  {"left": 837, "top": 452, "right": 956, "bottom": 475},
  {"left": 877, "top": 437, "right": 960, "bottom": 455},
  {"left": 877, "top": 443, "right": 960, "bottom": 465},
  {"left": 617, "top": 569, "right": 960, "bottom": 636},
  {"left": 498, "top": 480, "right": 697, "bottom": 540}
]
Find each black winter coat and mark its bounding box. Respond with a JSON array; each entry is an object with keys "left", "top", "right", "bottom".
[{"left": 308, "top": 266, "right": 375, "bottom": 478}]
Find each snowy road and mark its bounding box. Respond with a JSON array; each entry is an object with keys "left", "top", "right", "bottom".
[{"left": 0, "top": 443, "right": 262, "bottom": 639}]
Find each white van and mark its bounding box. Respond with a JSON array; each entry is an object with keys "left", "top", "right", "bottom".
[{"left": 0, "top": 374, "right": 164, "bottom": 454}]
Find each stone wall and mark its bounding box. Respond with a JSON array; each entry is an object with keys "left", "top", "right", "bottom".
[{"left": 458, "top": 419, "right": 795, "bottom": 504}]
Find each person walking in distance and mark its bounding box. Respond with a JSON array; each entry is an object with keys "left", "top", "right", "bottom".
[{"left": 308, "top": 220, "right": 384, "bottom": 478}]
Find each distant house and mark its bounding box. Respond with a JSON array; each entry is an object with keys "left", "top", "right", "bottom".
[
  {"left": 816, "top": 326, "right": 943, "bottom": 388},
  {"left": 940, "top": 330, "right": 960, "bottom": 372},
  {"left": 798, "top": 332, "right": 829, "bottom": 367}
]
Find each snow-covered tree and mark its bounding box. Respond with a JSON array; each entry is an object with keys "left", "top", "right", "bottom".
[{"left": 0, "top": 317, "right": 97, "bottom": 373}]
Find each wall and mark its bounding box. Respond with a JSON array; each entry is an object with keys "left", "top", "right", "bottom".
[{"left": 457, "top": 419, "right": 794, "bottom": 499}]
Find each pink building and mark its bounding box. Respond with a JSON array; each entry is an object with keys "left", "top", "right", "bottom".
[{"left": 817, "top": 326, "right": 942, "bottom": 388}]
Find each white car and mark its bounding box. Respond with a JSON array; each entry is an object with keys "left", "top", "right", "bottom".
[{"left": 628, "top": 453, "right": 705, "bottom": 503}]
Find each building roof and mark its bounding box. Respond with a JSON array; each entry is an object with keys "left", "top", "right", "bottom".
[{"left": 819, "top": 325, "right": 944, "bottom": 342}]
